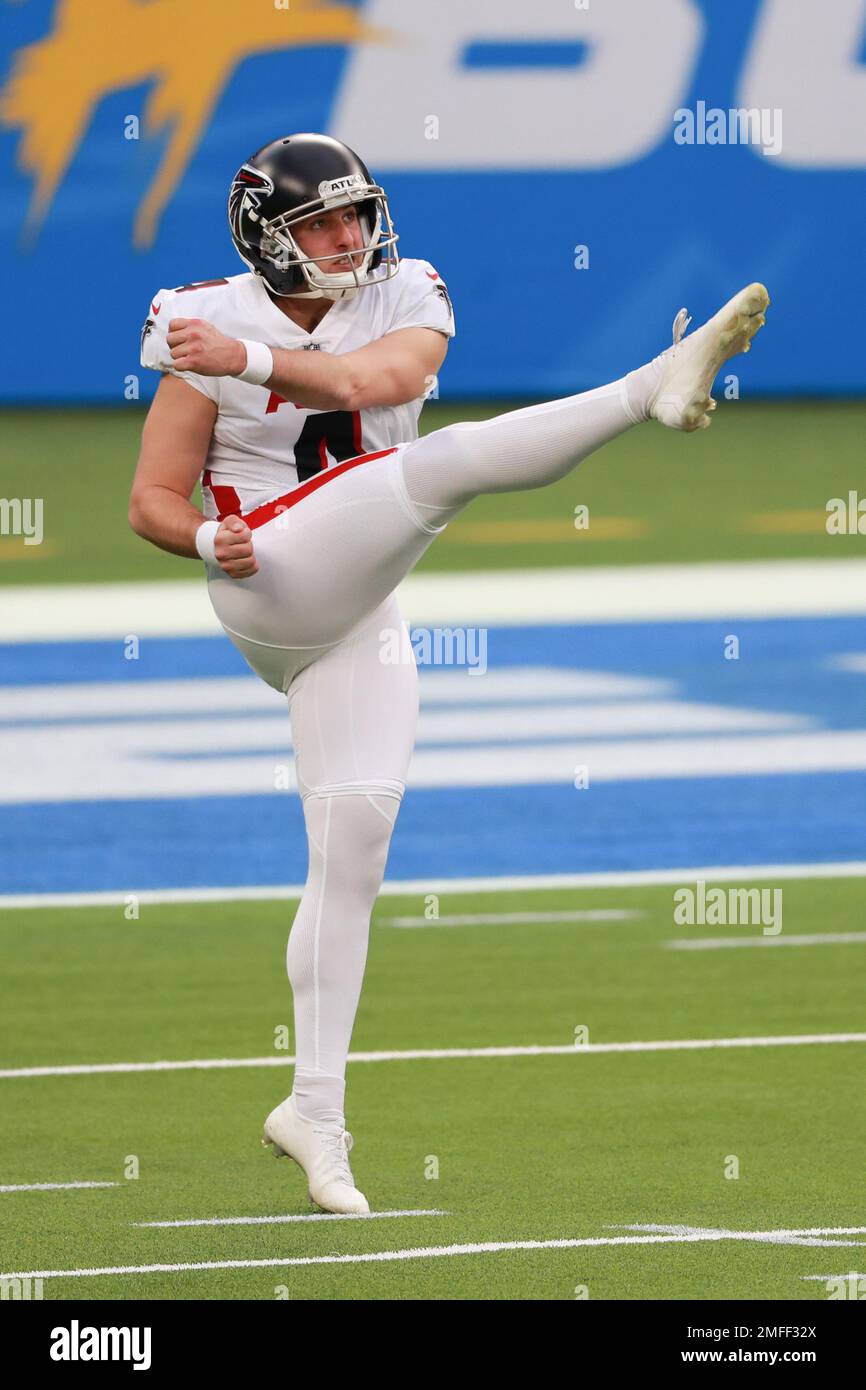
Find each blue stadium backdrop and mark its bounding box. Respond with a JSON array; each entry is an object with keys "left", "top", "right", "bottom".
[{"left": 0, "top": 0, "right": 864, "bottom": 401}]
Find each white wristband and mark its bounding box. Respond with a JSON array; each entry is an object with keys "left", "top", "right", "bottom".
[
  {"left": 236, "top": 339, "right": 274, "bottom": 385},
  {"left": 195, "top": 519, "right": 220, "bottom": 565}
]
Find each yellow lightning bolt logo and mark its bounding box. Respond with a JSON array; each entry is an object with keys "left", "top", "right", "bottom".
[{"left": 0, "top": 0, "right": 388, "bottom": 248}]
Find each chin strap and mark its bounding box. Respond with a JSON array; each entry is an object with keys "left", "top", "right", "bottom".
[{"left": 266, "top": 273, "right": 363, "bottom": 302}]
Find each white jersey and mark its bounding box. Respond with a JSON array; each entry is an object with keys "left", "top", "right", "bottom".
[{"left": 139, "top": 258, "right": 455, "bottom": 518}]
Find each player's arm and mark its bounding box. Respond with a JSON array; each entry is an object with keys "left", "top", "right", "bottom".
[
  {"left": 165, "top": 318, "right": 448, "bottom": 410},
  {"left": 128, "top": 375, "right": 258, "bottom": 578},
  {"left": 265, "top": 327, "right": 449, "bottom": 410}
]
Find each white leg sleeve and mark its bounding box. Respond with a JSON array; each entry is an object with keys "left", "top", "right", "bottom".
[
  {"left": 282, "top": 592, "right": 418, "bottom": 1126},
  {"left": 287, "top": 790, "right": 400, "bottom": 1129},
  {"left": 401, "top": 362, "right": 659, "bottom": 526}
]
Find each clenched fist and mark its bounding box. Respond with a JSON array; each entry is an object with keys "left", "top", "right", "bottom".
[
  {"left": 167, "top": 318, "right": 246, "bottom": 376},
  {"left": 215, "top": 515, "right": 259, "bottom": 579}
]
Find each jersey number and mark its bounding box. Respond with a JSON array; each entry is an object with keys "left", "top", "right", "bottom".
[{"left": 293, "top": 411, "right": 364, "bottom": 483}]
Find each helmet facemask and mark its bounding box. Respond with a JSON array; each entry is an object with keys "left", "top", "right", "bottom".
[{"left": 253, "top": 181, "right": 399, "bottom": 301}]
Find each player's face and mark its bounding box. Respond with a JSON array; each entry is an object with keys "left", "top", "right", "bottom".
[{"left": 291, "top": 205, "right": 366, "bottom": 275}]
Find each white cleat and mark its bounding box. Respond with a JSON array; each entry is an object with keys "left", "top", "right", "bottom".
[
  {"left": 261, "top": 1095, "right": 370, "bottom": 1215},
  {"left": 648, "top": 282, "right": 770, "bottom": 431}
]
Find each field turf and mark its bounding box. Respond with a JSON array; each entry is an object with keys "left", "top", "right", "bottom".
[
  {"left": 2, "top": 399, "right": 864, "bottom": 1304},
  {"left": 1, "top": 878, "right": 863, "bottom": 1300}
]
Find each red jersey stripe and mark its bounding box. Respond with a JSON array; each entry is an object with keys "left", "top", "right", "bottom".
[
  {"left": 202, "top": 470, "right": 241, "bottom": 518},
  {"left": 232, "top": 447, "right": 398, "bottom": 530}
]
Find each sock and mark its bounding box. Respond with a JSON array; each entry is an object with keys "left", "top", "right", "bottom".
[
  {"left": 286, "top": 792, "right": 399, "bottom": 1133},
  {"left": 291, "top": 1067, "right": 346, "bottom": 1130},
  {"left": 623, "top": 356, "right": 665, "bottom": 424}
]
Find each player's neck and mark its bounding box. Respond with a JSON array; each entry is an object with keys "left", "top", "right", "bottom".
[{"left": 266, "top": 289, "right": 334, "bottom": 336}]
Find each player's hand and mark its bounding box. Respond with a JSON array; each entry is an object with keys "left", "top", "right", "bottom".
[
  {"left": 167, "top": 318, "right": 246, "bottom": 377},
  {"left": 214, "top": 515, "right": 259, "bottom": 579}
]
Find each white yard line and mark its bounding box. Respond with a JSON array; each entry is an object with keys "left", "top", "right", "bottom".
[
  {"left": 4, "top": 559, "right": 866, "bottom": 642},
  {"left": 133, "top": 1209, "right": 447, "bottom": 1228},
  {"left": 668, "top": 932, "right": 866, "bottom": 950},
  {"left": 5, "top": 1223, "right": 866, "bottom": 1281},
  {"left": 0, "top": 1181, "right": 120, "bottom": 1193},
  {"left": 2, "top": 1032, "right": 865, "bottom": 1081},
  {"left": 381, "top": 909, "right": 641, "bottom": 927},
  {"left": 619, "top": 1223, "right": 866, "bottom": 1247},
  {"left": 0, "top": 1235, "right": 796, "bottom": 1283},
  {"left": 2, "top": 861, "right": 864, "bottom": 911}
]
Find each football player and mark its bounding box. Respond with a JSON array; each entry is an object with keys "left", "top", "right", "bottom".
[{"left": 130, "top": 131, "right": 769, "bottom": 1216}]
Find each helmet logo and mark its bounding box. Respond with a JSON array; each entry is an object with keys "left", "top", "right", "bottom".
[{"left": 228, "top": 164, "right": 275, "bottom": 248}]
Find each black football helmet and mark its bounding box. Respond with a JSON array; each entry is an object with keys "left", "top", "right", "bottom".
[{"left": 227, "top": 133, "right": 399, "bottom": 301}]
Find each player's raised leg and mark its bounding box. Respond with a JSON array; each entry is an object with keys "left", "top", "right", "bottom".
[
  {"left": 400, "top": 283, "right": 770, "bottom": 525},
  {"left": 208, "top": 283, "right": 769, "bottom": 676}
]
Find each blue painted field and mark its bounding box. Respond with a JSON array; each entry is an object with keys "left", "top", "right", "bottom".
[{"left": 1, "top": 616, "right": 865, "bottom": 895}]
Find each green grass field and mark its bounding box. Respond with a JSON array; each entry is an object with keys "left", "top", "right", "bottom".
[
  {"left": 2, "top": 400, "right": 865, "bottom": 586},
  {"left": 2, "top": 878, "right": 863, "bottom": 1300},
  {"left": 2, "top": 398, "right": 865, "bottom": 1304}
]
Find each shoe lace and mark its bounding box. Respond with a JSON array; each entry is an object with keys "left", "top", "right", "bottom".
[
  {"left": 313, "top": 1124, "right": 356, "bottom": 1185},
  {"left": 650, "top": 306, "right": 695, "bottom": 377},
  {"left": 671, "top": 306, "right": 692, "bottom": 345}
]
